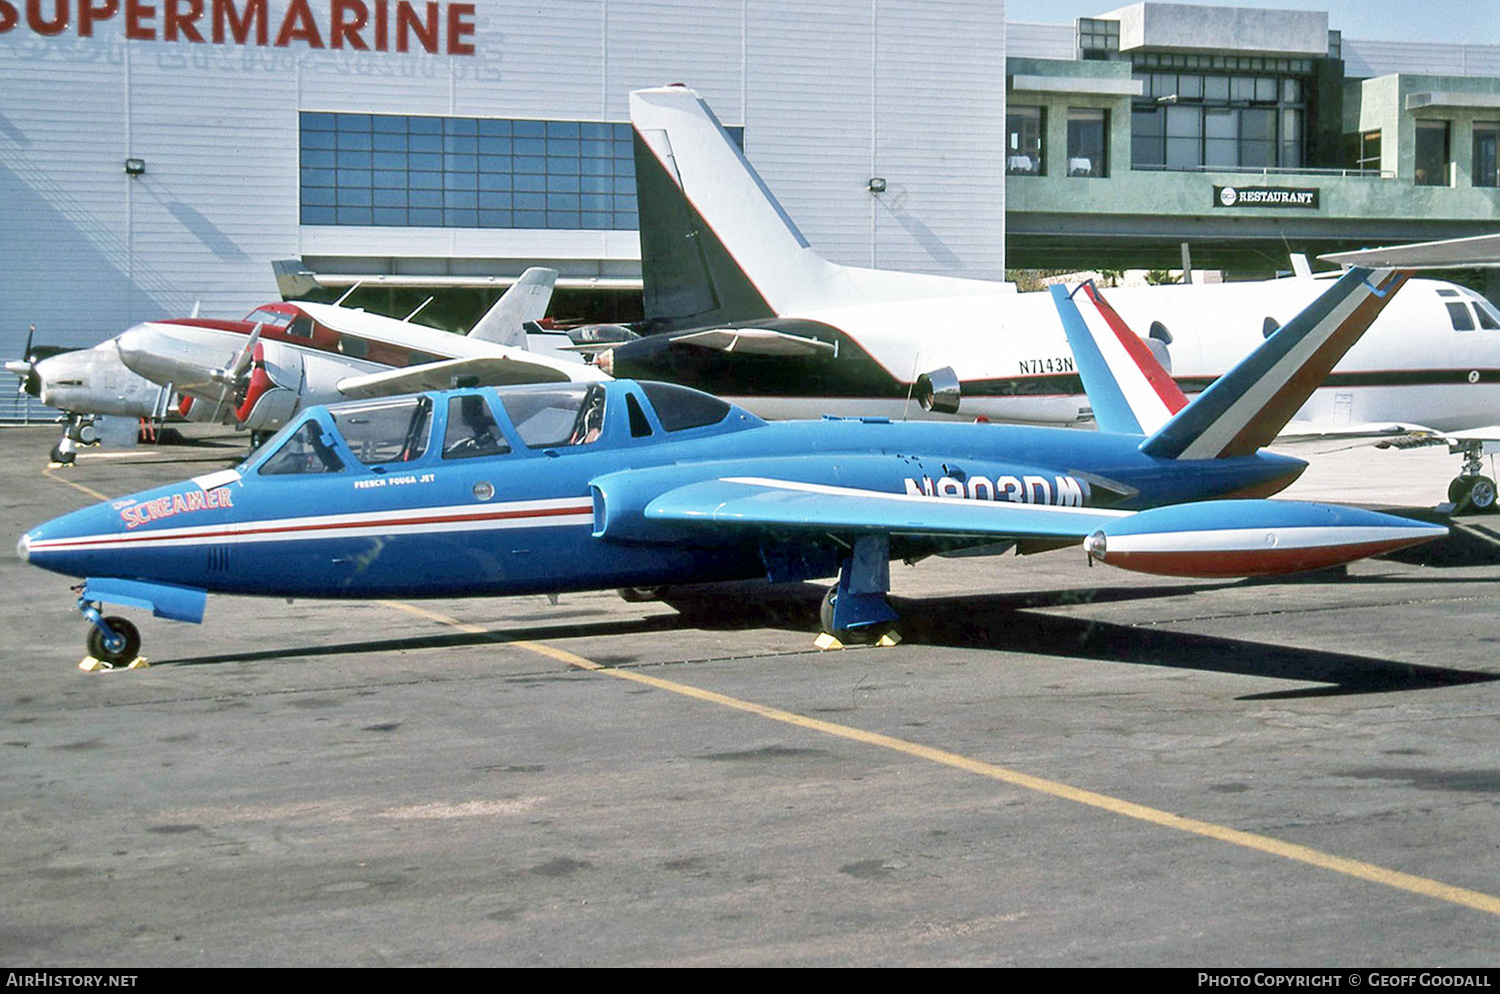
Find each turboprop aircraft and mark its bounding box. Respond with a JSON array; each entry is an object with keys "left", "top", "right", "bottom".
[
  {"left": 18, "top": 266, "right": 1446, "bottom": 666},
  {"left": 595, "top": 85, "right": 1500, "bottom": 502}
]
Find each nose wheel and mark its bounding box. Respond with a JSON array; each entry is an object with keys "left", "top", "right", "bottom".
[
  {"left": 75, "top": 590, "right": 146, "bottom": 669},
  {"left": 85, "top": 616, "right": 141, "bottom": 667}
]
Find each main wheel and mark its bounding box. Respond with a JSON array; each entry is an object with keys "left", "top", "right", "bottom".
[
  {"left": 819, "top": 587, "right": 884, "bottom": 644},
  {"left": 618, "top": 586, "right": 667, "bottom": 603},
  {"left": 1469, "top": 476, "right": 1498, "bottom": 513},
  {"left": 86, "top": 617, "right": 141, "bottom": 666},
  {"left": 819, "top": 586, "right": 838, "bottom": 635}
]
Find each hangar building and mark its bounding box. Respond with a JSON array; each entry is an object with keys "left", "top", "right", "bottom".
[{"left": 1, "top": 1, "right": 1497, "bottom": 423}]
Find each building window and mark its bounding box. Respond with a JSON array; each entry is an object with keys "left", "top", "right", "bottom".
[
  {"left": 1130, "top": 70, "right": 1307, "bottom": 170},
  {"left": 1077, "top": 17, "right": 1119, "bottom": 59},
  {"left": 1414, "top": 120, "right": 1451, "bottom": 186},
  {"left": 1165, "top": 105, "right": 1201, "bottom": 167},
  {"left": 1067, "top": 108, "right": 1108, "bottom": 177},
  {"left": 300, "top": 111, "right": 743, "bottom": 229},
  {"left": 1346, "top": 130, "right": 1382, "bottom": 174},
  {"left": 1474, "top": 123, "right": 1500, "bottom": 188},
  {"left": 1007, "top": 106, "right": 1045, "bottom": 175}
]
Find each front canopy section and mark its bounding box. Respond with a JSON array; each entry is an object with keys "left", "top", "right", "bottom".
[{"left": 240, "top": 378, "right": 767, "bottom": 477}]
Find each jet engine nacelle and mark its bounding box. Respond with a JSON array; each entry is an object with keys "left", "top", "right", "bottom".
[
  {"left": 915, "top": 367, "right": 961, "bottom": 415},
  {"left": 1085, "top": 500, "right": 1443, "bottom": 578},
  {"left": 234, "top": 341, "right": 303, "bottom": 431}
]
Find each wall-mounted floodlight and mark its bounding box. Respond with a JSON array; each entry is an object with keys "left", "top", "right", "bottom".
[
  {"left": 124, "top": 158, "right": 146, "bottom": 176},
  {"left": 867, "top": 177, "right": 887, "bottom": 193}
]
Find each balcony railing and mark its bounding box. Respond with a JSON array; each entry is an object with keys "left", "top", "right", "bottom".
[
  {"left": 0, "top": 390, "right": 59, "bottom": 425},
  {"left": 1131, "top": 164, "right": 1396, "bottom": 179}
]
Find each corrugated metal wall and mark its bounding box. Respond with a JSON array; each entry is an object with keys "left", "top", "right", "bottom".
[{"left": 0, "top": 0, "right": 1009, "bottom": 356}]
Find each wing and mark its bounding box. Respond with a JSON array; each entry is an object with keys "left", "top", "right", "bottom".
[
  {"left": 637, "top": 476, "right": 1443, "bottom": 579},
  {"left": 670, "top": 328, "right": 837, "bottom": 357},
  {"left": 335, "top": 353, "right": 602, "bottom": 399},
  {"left": 1272, "top": 416, "right": 1434, "bottom": 437},
  {"left": 644, "top": 476, "right": 1129, "bottom": 541}
]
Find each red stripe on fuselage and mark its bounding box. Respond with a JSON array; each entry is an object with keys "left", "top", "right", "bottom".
[
  {"left": 157, "top": 306, "right": 452, "bottom": 372},
  {"left": 31, "top": 502, "right": 593, "bottom": 552}
]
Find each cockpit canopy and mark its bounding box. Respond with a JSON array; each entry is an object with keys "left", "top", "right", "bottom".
[{"left": 245, "top": 379, "right": 761, "bottom": 477}]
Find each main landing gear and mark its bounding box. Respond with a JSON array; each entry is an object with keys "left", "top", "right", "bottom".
[
  {"left": 1449, "top": 440, "right": 1498, "bottom": 514},
  {"left": 816, "top": 535, "right": 902, "bottom": 649}
]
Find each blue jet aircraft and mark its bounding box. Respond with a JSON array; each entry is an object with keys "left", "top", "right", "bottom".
[{"left": 18, "top": 267, "right": 1446, "bottom": 666}]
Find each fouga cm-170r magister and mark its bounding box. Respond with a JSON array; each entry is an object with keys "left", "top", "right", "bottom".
[{"left": 18, "top": 267, "right": 1445, "bottom": 665}]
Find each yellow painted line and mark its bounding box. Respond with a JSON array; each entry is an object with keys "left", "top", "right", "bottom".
[
  {"left": 392, "top": 599, "right": 1500, "bottom": 918},
  {"left": 42, "top": 465, "right": 111, "bottom": 502}
]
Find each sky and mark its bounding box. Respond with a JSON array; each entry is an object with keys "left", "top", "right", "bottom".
[{"left": 1003, "top": 0, "right": 1500, "bottom": 46}]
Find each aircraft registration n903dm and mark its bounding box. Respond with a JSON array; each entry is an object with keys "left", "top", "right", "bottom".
[{"left": 18, "top": 267, "right": 1446, "bottom": 666}]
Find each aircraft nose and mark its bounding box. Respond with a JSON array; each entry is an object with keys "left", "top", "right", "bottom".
[
  {"left": 16, "top": 530, "right": 31, "bottom": 563},
  {"left": 6, "top": 359, "right": 40, "bottom": 397}
]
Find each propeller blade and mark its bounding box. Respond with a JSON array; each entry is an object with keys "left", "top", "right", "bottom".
[{"left": 230, "top": 323, "right": 263, "bottom": 380}]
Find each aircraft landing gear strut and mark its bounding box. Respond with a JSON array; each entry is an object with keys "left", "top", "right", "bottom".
[
  {"left": 50, "top": 415, "right": 97, "bottom": 466},
  {"left": 1448, "top": 440, "right": 1498, "bottom": 514},
  {"left": 816, "top": 535, "right": 901, "bottom": 649},
  {"left": 75, "top": 591, "right": 144, "bottom": 669}
]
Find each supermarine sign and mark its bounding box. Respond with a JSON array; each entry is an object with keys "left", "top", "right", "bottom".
[
  {"left": 1213, "top": 185, "right": 1320, "bottom": 209},
  {"left": 0, "top": 0, "right": 478, "bottom": 55}
]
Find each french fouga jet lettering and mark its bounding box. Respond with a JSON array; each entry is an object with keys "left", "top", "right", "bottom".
[{"left": 904, "top": 474, "right": 1087, "bottom": 506}]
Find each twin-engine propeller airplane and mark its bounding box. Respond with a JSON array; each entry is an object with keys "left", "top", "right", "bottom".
[
  {"left": 8, "top": 267, "right": 592, "bottom": 462},
  {"left": 18, "top": 266, "right": 1445, "bottom": 666}
]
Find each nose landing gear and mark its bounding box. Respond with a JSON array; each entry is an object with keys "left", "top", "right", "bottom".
[{"left": 76, "top": 593, "right": 146, "bottom": 670}]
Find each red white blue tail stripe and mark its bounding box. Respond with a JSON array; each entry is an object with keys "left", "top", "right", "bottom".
[{"left": 1050, "top": 282, "right": 1188, "bottom": 435}]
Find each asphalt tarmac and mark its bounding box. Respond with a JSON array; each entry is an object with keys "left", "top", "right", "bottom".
[{"left": 3, "top": 424, "right": 1499, "bottom": 966}]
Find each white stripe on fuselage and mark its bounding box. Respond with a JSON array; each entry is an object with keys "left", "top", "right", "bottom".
[{"left": 29, "top": 497, "right": 594, "bottom": 554}]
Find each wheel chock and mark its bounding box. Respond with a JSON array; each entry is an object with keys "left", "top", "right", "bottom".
[
  {"left": 814, "top": 631, "right": 901, "bottom": 650},
  {"left": 77, "top": 656, "right": 150, "bottom": 672}
]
